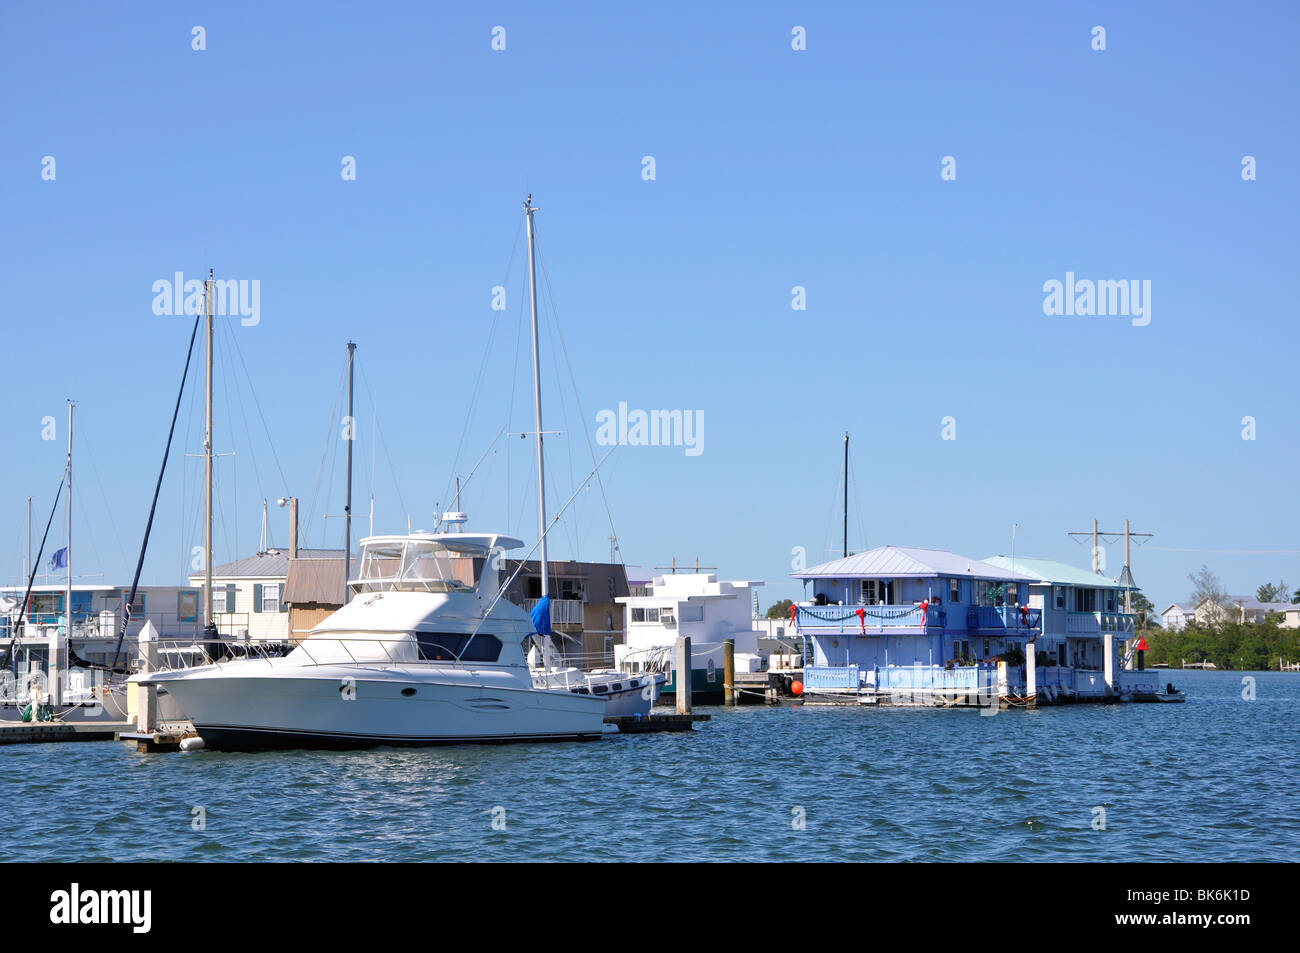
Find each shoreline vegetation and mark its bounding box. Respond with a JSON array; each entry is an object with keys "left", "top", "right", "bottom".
[{"left": 1145, "top": 620, "right": 1299, "bottom": 671}]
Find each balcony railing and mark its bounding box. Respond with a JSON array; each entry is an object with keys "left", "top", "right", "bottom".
[
  {"left": 966, "top": 605, "right": 1042, "bottom": 632},
  {"left": 796, "top": 604, "right": 945, "bottom": 631},
  {"left": 522, "top": 598, "right": 585, "bottom": 626},
  {"left": 1065, "top": 611, "right": 1134, "bottom": 635}
]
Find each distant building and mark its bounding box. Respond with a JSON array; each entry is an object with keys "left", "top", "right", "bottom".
[
  {"left": 615, "top": 571, "right": 766, "bottom": 701},
  {"left": 188, "top": 548, "right": 345, "bottom": 643},
  {"left": 1189, "top": 595, "right": 1291, "bottom": 626},
  {"left": 0, "top": 582, "right": 207, "bottom": 666},
  {"left": 1160, "top": 603, "right": 1196, "bottom": 631}
]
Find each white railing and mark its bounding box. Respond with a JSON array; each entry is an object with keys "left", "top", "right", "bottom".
[{"left": 1065, "top": 611, "right": 1135, "bottom": 634}]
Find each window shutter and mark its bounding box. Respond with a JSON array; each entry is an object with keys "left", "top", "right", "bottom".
[
  {"left": 225, "top": 584, "right": 236, "bottom": 614},
  {"left": 280, "top": 590, "right": 288, "bottom": 614},
  {"left": 253, "top": 583, "right": 263, "bottom": 613}
]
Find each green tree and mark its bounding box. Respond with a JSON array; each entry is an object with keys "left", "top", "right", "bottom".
[
  {"left": 1129, "top": 590, "right": 1158, "bottom": 631},
  {"left": 1257, "top": 580, "right": 1289, "bottom": 603},
  {"left": 766, "top": 599, "right": 794, "bottom": 619}
]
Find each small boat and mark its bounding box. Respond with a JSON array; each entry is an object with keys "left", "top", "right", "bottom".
[
  {"left": 1132, "top": 682, "right": 1186, "bottom": 703},
  {"left": 532, "top": 659, "right": 666, "bottom": 716}
]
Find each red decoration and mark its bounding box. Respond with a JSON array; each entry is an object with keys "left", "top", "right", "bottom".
[
  {"left": 791, "top": 680, "right": 804, "bottom": 696},
  {"left": 1135, "top": 637, "right": 1149, "bottom": 652},
  {"left": 789, "top": 603, "right": 798, "bottom": 628},
  {"left": 855, "top": 606, "right": 866, "bottom": 634},
  {"left": 1019, "top": 604, "right": 1029, "bottom": 625}
]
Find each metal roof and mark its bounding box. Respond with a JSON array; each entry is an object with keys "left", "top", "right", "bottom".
[
  {"left": 794, "top": 546, "right": 1036, "bottom": 581},
  {"left": 1212, "top": 595, "right": 1294, "bottom": 613},
  {"left": 624, "top": 565, "right": 655, "bottom": 584},
  {"left": 284, "top": 557, "right": 348, "bottom": 606},
  {"left": 195, "top": 549, "right": 345, "bottom": 579},
  {"left": 983, "top": 555, "right": 1124, "bottom": 590}
]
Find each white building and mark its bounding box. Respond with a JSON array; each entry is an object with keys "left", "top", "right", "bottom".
[
  {"left": 188, "top": 548, "right": 345, "bottom": 643},
  {"left": 614, "top": 571, "right": 765, "bottom": 701},
  {"left": 1160, "top": 603, "right": 1196, "bottom": 631}
]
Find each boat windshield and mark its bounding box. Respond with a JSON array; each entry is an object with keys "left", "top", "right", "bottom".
[{"left": 351, "top": 539, "right": 475, "bottom": 594}]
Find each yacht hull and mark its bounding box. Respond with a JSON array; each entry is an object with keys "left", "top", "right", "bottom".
[{"left": 142, "top": 665, "right": 607, "bottom": 750}]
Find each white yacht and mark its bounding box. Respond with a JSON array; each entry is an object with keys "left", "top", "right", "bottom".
[{"left": 132, "top": 532, "right": 608, "bottom": 749}]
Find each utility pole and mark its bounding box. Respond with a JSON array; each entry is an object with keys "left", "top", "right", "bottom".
[{"left": 1067, "top": 519, "right": 1154, "bottom": 615}]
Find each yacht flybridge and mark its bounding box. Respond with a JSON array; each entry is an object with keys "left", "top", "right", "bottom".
[{"left": 133, "top": 531, "right": 608, "bottom": 749}]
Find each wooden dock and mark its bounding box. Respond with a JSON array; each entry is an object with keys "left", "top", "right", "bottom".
[
  {"left": 0, "top": 721, "right": 134, "bottom": 746},
  {"left": 604, "top": 713, "right": 710, "bottom": 733}
]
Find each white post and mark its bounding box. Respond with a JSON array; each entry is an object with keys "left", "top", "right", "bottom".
[
  {"left": 675, "top": 635, "right": 692, "bottom": 715},
  {"left": 1103, "top": 632, "right": 1115, "bottom": 697},
  {"left": 1025, "top": 642, "right": 1037, "bottom": 708},
  {"left": 47, "top": 628, "right": 63, "bottom": 706},
  {"left": 137, "top": 622, "right": 158, "bottom": 732}
]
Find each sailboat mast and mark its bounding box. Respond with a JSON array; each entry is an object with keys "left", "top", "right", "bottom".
[
  {"left": 66, "top": 400, "right": 74, "bottom": 635},
  {"left": 843, "top": 431, "right": 848, "bottom": 558},
  {"left": 524, "top": 195, "right": 548, "bottom": 600},
  {"left": 203, "top": 270, "right": 214, "bottom": 631},
  {"left": 344, "top": 341, "right": 356, "bottom": 604}
]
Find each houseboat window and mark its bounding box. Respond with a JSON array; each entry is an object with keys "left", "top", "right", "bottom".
[
  {"left": 679, "top": 605, "right": 703, "bottom": 623},
  {"left": 976, "top": 580, "right": 990, "bottom": 605},
  {"left": 632, "top": 607, "right": 660, "bottom": 623},
  {"left": 415, "top": 632, "right": 502, "bottom": 663},
  {"left": 1053, "top": 586, "right": 1065, "bottom": 609},
  {"left": 1075, "top": 588, "right": 1097, "bottom": 612},
  {"left": 861, "top": 580, "right": 893, "bottom": 604},
  {"left": 950, "top": 579, "right": 960, "bottom": 603},
  {"left": 1106, "top": 593, "right": 1116, "bottom": 611}
]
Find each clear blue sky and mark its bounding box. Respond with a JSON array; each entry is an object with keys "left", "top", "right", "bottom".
[{"left": 2, "top": 1, "right": 1297, "bottom": 612}]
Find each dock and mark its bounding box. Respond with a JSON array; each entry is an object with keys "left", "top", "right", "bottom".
[
  {"left": 605, "top": 713, "right": 710, "bottom": 733},
  {"left": 0, "top": 721, "right": 135, "bottom": 746}
]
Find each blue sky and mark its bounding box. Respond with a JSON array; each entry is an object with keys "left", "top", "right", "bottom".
[{"left": 2, "top": 1, "right": 1297, "bottom": 611}]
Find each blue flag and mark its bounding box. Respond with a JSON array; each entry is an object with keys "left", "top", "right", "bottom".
[
  {"left": 529, "top": 594, "right": 552, "bottom": 636},
  {"left": 49, "top": 547, "right": 68, "bottom": 571}
]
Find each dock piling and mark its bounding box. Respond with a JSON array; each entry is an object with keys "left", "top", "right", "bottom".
[
  {"left": 675, "top": 636, "right": 692, "bottom": 715},
  {"left": 723, "top": 638, "right": 735, "bottom": 707}
]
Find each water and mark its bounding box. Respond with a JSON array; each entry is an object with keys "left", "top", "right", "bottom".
[{"left": 2, "top": 670, "right": 1295, "bottom": 861}]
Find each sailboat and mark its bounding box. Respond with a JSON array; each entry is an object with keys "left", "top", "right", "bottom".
[
  {"left": 0, "top": 404, "right": 130, "bottom": 722},
  {"left": 131, "top": 202, "right": 613, "bottom": 748},
  {"left": 507, "top": 197, "right": 665, "bottom": 715}
]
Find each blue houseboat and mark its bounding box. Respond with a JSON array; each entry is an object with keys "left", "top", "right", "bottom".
[
  {"left": 981, "top": 555, "right": 1169, "bottom": 702},
  {"left": 794, "top": 546, "right": 1041, "bottom": 707}
]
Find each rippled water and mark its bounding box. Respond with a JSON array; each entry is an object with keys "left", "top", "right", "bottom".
[{"left": 3, "top": 670, "right": 1295, "bottom": 861}]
